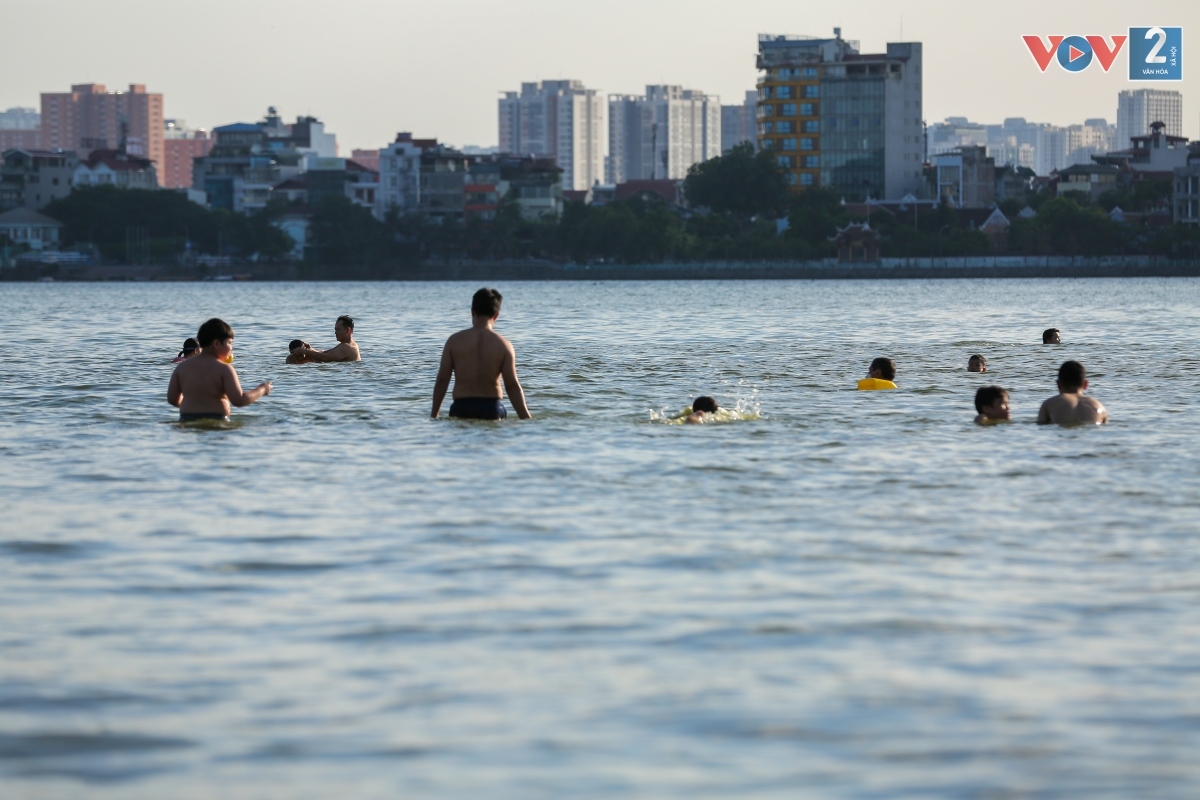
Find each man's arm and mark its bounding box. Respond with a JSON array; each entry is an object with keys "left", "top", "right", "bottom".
[
  {"left": 1036, "top": 399, "right": 1052, "bottom": 425},
  {"left": 304, "top": 344, "right": 352, "bottom": 363},
  {"left": 167, "top": 368, "right": 182, "bottom": 407},
  {"left": 431, "top": 342, "right": 453, "bottom": 418},
  {"left": 501, "top": 344, "right": 531, "bottom": 420},
  {"left": 222, "top": 366, "right": 272, "bottom": 407}
]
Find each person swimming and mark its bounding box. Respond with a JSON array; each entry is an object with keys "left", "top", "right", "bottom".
[
  {"left": 857, "top": 357, "right": 897, "bottom": 390},
  {"left": 285, "top": 339, "right": 310, "bottom": 364},
  {"left": 1043, "top": 328, "right": 1061, "bottom": 344},
  {"left": 287, "top": 317, "right": 361, "bottom": 363},
  {"left": 431, "top": 288, "right": 531, "bottom": 421},
  {"left": 172, "top": 337, "right": 200, "bottom": 363},
  {"left": 1037, "top": 360, "right": 1108, "bottom": 425},
  {"left": 967, "top": 354, "right": 987, "bottom": 373},
  {"left": 686, "top": 396, "right": 719, "bottom": 424},
  {"left": 973, "top": 385, "right": 1010, "bottom": 424}
]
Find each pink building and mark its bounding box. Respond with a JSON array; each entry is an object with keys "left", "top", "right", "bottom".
[
  {"left": 351, "top": 148, "right": 379, "bottom": 172},
  {"left": 0, "top": 130, "right": 41, "bottom": 151},
  {"left": 40, "top": 84, "right": 164, "bottom": 184},
  {"left": 164, "top": 131, "right": 212, "bottom": 189}
]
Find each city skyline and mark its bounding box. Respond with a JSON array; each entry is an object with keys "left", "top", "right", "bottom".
[{"left": 0, "top": 0, "right": 1193, "bottom": 153}]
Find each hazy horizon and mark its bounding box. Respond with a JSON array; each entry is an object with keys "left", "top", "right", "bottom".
[{"left": 1, "top": 0, "right": 1194, "bottom": 152}]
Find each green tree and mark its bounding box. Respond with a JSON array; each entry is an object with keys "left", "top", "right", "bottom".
[{"left": 683, "top": 143, "right": 790, "bottom": 218}]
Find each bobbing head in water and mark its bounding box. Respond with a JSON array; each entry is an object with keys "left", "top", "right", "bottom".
[
  {"left": 968, "top": 354, "right": 987, "bottom": 373},
  {"left": 686, "top": 396, "right": 719, "bottom": 424}
]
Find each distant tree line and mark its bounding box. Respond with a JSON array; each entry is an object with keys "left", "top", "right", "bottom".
[{"left": 29, "top": 145, "right": 1200, "bottom": 276}]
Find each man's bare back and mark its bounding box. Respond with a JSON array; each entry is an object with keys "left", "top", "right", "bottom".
[
  {"left": 431, "top": 291, "right": 530, "bottom": 420},
  {"left": 1037, "top": 392, "right": 1108, "bottom": 425}
]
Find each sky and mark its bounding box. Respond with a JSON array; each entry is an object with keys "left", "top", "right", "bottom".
[{"left": 1, "top": 0, "right": 1195, "bottom": 152}]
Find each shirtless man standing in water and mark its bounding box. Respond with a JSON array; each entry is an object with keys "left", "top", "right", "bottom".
[
  {"left": 431, "top": 288, "right": 531, "bottom": 420},
  {"left": 1037, "top": 360, "right": 1108, "bottom": 425}
]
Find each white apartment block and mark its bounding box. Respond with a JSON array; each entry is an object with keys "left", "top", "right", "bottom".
[
  {"left": 1116, "top": 89, "right": 1182, "bottom": 149},
  {"left": 375, "top": 133, "right": 425, "bottom": 220},
  {"left": 607, "top": 85, "right": 720, "bottom": 184},
  {"left": 498, "top": 80, "right": 604, "bottom": 190}
]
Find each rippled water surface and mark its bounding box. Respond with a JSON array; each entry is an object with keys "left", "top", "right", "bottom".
[{"left": 1, "top": 279, "right": 1199, "bottom": 798}]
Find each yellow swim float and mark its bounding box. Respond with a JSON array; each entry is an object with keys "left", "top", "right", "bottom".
[{"left": 857, "top": 378, "right": 897, "bottom": 391}]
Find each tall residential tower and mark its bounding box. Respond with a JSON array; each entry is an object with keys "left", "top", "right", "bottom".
[
  {"left": 1116, "top": 89, "right": 1183, "bottom": 149},
  {"left": 607, "top": 85, "right": 720, "bottom": 184},
  {"left": 498, "top": 80, "right": 604, "bottom": 190}
]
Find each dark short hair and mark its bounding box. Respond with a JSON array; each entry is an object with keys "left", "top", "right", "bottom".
[
  {"left": 472, "top": 288, "right": 503, "bottom": 318},
  {"left": 692, "top": 396, "right": 718, "bottom": 413},
  {"left": 1058, "top": 360, "right": 1086, "bottom": 391},
  {"left": 336, "top": 315, "right": 354, "bottom": 331},
  {"left": 968, "top": 353, "right": 986, "bottom": 366},
  {"left": 974, "top": 385, "right": 1008, "bottom": 413},
  {"left": 1042, "top": 328, "right": 1060, "bottom": 343},
  {"left": 197, "top": 318, "right": 233, "bottom": 347},
  {"left": 289, "top": 339, "right": 304, "bottom": 351},
  {"left": 870, "top": 357, "right": 896, "bottom": 381}
]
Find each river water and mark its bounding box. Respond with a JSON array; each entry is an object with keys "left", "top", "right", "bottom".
[{"left": 1, "top": 279, "right": 1198, "bottom": 798}]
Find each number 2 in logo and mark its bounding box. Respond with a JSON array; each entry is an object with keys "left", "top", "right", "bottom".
[{"left": 1129, "top": 27, "right": 1183, "bottom": 81}]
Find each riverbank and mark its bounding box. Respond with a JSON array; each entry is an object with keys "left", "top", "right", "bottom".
[{"left": 4, "top": 255, "right": 1200, "bottom": 281}]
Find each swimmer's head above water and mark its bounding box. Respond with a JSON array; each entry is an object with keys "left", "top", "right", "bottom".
[
  {"left": 289, "top": 339, "right": 307, "bottom": 352},
  {"left": 974, "top": 385, "right": 1010, "bottom": 423},
  {"left": 686, "top": 396, "right": 718, "bottom": 424},
  {"left": 869, "top": 357, "right": 896, "bottom": 382},
  {"left": 968, "top": 354, "right": 987, "bottom": 373},
  {"left": 174, "top": 337, "right": 200, "bottom": 362},
  {"left": 1043, "top": 327, "right": 1061, "bottom": 344}
]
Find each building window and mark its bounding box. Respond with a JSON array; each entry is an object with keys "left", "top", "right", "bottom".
[
  {"left": 805, "top": 120, "right": 819, "bottom": 133},
  {"left": 781, "top": 138, "right": 797, "bottom": 151},
  {"left": 800, "top": 138, "right": 814, "bottom": 151},
  {"left": 760, "top": 122, "right": 774, "bottom": 134},
  {"left": 800, "top": 103, "right": 815, "bottom": 116},
  {"left": 776, "top": 121, "right": 792, "bottom": 134},
  {"left": 760, "top": 139, "right": 773, "bottom": 150},
  {"left": 781, "top": 103, "right": 797, "bottom": 116},
  {"left": 805, "top": 155, "right": 819, "bottom": 168},
  {"left": 804, "top": 85, "right": 819, "bottom": 98},
  {"left": 777, "top": 155, "right": 794, "bottom": 169},
  {"left": 760, "top": 87, "right": 772, "bottom": 100},
  {"left": 785, "top": 173, "right": 797, "bottom": 185},
  {"left": 776, "top": 86, "right": 792, "bottom": 99},
  {"left": 800, "top": 173, "right": 814, "bottom": 186}
]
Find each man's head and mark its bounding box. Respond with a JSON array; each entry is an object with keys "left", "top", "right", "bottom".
[
  {"left": 967, "top": 354, "right": 987, "bottom": 373},
  {"left": 335, "top": 315, "right": 354, "bottom": 342},
  {"left": 471, "top": 288, "right": 503, "bottom": 320},
  {"left": 692, "top": 396, "right": 718, "bottom": 414},
  {"left": 289, "top": 339, "right": 305, "bottom": 352},
  {"left": 974, "top": 385, "right": 1011, "bottom": 420},
  {"left": 179, "top": 337, "right": 200, "bottom": 358},
  {"left": 1043, "top": 328, "right": 1061, "bottom": 344},
  {"left": 197, "top": 318, "right": 234, "bottom": 349},
  {"left": 869, "top": 357, "right": 896, "bottom": 381},
  {"left": 1057, "top": 360, "right": 1087, "bottom": 393}
]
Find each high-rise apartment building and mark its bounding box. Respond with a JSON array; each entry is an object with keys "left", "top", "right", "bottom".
[
  {"left": 721, "top": 91, "right": 757, "bottom": 154},
  {"left": 39, "top": 84, "right": 164, "bottom": 185},
  {"left": 757, "top": 31, "right": 923, "bottom": 199},
  {"left": 1116, "top": 89, "right": 1182, "bottom": 149},
  {"left": 607, "top": 86, "right": 720, "bottom": 184},
  {"left": 498, "top": 80, "right": 604, "bottom": 190}
]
